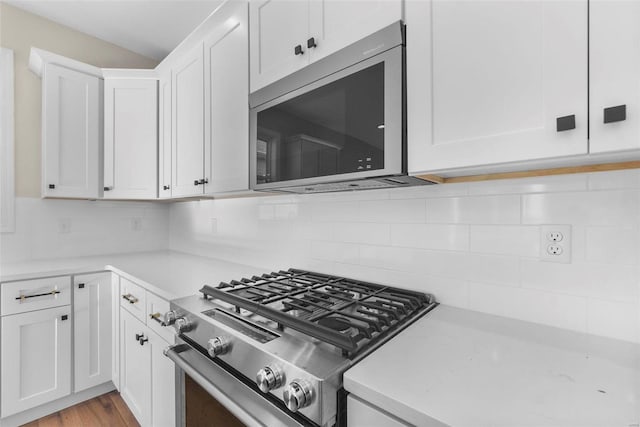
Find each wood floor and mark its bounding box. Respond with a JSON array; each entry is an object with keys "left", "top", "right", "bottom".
[{"left": 22, "top": 391, "right": 139, "bottom": 427}]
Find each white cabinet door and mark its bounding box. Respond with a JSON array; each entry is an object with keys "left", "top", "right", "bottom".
[
  {"left": 120, "top": 308, "right": 151, "bottom": 426},
  {"left": 171, "top": 46, "right": 205, "bottom": 197},
  {"left": 103, "top": 78, "right": 158, "bottom": 199},
  {"left": 73, "top": 272, "right": 112, "bottom": 393},
  {"left": 42, "top": 63, "right": 101, "bottom": 198},
  {"left": 204, "top": 1, "right": 250, "bottom": 194},
  {"left": 249, "top": 0, "right": 309, "bottom": 91},
  {"left": 589, "top": 1, "right": 640, "bottom": 153},
  {"left": 1, "top": 306, "right": 72, "bottom": 418},
  {"left": 406, "top": 0, "right": 588, "bottom": 174},
  {"left": 149, "top": 330, "right": 175, "bottom": 427},
  {"left": 158, "top": 73, "right": 172, "bottom": 198},
  {"left": 308, "top": 0, "right": 402, "bottom": 63}
]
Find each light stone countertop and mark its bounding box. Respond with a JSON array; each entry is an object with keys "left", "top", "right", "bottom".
[
  {"left": 0, "top": 250, "right": 264, "bottom": 300},
  {"left": 344, "top": 305, "right": 640, "bottom": 427}
]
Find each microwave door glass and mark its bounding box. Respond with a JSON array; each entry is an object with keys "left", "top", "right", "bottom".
[{"left": 256, "top": 62, "right": 385, "bottom": 184}]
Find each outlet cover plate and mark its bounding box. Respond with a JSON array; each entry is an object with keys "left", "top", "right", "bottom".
[{"left": 540, "top": 224, "right": 571, "bottom": 263}]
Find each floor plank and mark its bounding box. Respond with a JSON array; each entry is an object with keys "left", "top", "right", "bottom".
[{"left": 21, "top": 391, "right": 139, "bottom": 427}]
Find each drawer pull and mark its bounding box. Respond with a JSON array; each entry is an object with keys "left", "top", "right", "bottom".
[
  {"left": 604, "top": 104, "right": 626, "bottom": 123},
  {"left": 150, "top": 312, "right": 167, "bottom": 326},
  {"left": 556, "top": 114, "right": 576, "bottom": 132},
  {"left": 122, "top": 294, "right": 139, "bottom": 304},
  {"left": 15, "top": 289, "right": 61, "bottom": 301}
]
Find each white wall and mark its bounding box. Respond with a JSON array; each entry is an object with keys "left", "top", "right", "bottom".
[
  {"left": 0, "top": 197, "right": 169, "bottom": 263},
  {"left": 170, "top": 169, "right": 640, "bottom": 344}
]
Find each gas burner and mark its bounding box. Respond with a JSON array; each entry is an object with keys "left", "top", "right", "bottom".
[{"left": 318, "top": 316, "right": 352, "bottom": 332}]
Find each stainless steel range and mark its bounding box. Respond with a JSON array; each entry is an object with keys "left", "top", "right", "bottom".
[{"left": 163, "top": 269, "right": 437, "bottom": 427}]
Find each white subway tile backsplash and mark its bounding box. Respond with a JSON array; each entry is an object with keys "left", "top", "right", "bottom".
[
  {"left": 587, "top": 169, "right": 640, "bottom": 191},
  {"left": 585, "top": 226, "right": 639, "bottom": 265},
  {"left": 359, "top": 198, "right": 426, "bottom": 223},
  {"left": 333, "top": 222, "right": 391, "bottom": 245},
  {"left": 390, "top": 224, "right": 469, "bottom": 251},
  {"left": 310, "top": 241, "right": 359, "bottom": 264},
  {"left": 426, "top": 195, "right": 521, "bottom": 224},
  {"left": 522, "top": 190, "right": 639, "bottom": 226},
  {"left": 470, "top": 225, "right": 540, "bottom": 257},
  {"left": 467, "top": 254, "right": 520, "bottom": 287}
]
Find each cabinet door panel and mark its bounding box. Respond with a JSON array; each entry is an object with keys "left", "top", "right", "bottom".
[
  {"left": 42, "top": 63, "right": 101, "bottom": 198},
  {"left": 204, "top": 1, "right": 250, "bottom": 194},
  {"left": 407, "top": 0, "right": 588, "bottom": 174},
  {"left": 120, "top": 309, "right": 151, "bottom": 426},
  {"left": 104, "top": 78, "right": 158, "bottom": 199},
  {"left": 590, "top": 1, "right": 640, "bottom": 153},
  {"left": 150, "top": 330, "right": 175, "bottom": 427},
  {"left": 171, "top": 46, "right": 205, "bottom": 197},
  {"left": 308, "top": 0, "right": 402, "bottom": 63},
  {"left": 159, "top": 73, "right": 172, "bottom": 198},
  {"left": 1, "top": 306, "right": 72, "bottom": 417},
  {"left": 74, "top": 272, "right": 112, "bottom": 392},
  {"left": 249, "top": 0, "right": 309, "bottom": 91}
]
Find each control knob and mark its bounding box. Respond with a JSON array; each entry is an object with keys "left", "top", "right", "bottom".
[
  {"left": 207, "top": 336, "right": 230, "bottom": 357},
  {"left": 174, "top": 317, "right": 192, "bottom": 333},
  {"left": 283, "top": 380, "right": 313, "bottom": 412},
  {"left": 163, "top": 310, "right": 178, "bottom": 326},
  {"left": 256, "top": 366, "right": 284, "bottom": 393}
]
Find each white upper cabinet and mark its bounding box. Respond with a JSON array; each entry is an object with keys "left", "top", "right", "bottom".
[
  {"left": 104, "top": 77, "right": 158, "bottom": 199},
  {"left": 171, "top": 46, "right": 205, "bottom": 197},
  {"left": 249, "top": 0, "right": 309, "bottom": 92},
  {"left": 73, "top": 272, "right": 112, "bottom": 393},
  {"left": 589, "top": 1, "right": 640, "bottom": 154},
  {"left": 308, "top": 0, "right": 402, "bottom": 63},
  {"left": 406, "top": 0, "right": 589, "bottom": 175},
  {"left": 250, "top": 0, "right": 402, "bottom": 92},
  {"left": 158, "top": 72, "right": 172, "bottom": 198},
  {"left": 204, "top": 1, "right": 250, "bottom": 194},
  {"left": 42, "top": 63, "right": 102, "bottom": 198}
]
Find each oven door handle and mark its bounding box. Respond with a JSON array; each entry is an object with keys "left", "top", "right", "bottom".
[{"left": 164, "top": 344, "right": 304, "bottom": 427}]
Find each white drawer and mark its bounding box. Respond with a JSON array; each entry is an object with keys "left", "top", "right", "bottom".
[
  {"left": 146, "top": 291, "right": 174, "bottom": 343},
  {"left": 1, "top": 276, "right": 71, "bottom": 316},
  {"left": 119, "top": 277, "right": 147, "bottom": 323}
]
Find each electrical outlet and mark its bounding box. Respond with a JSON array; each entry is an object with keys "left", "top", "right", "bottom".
[
  {"left": 58, "top": 219, "right": 71, "bottom": 234},
  {"left": 132, "top": 218, "right": 142, "bottom": 231},
  {"left": 540, "top": 225, "right": 571, "bottom": 263}
]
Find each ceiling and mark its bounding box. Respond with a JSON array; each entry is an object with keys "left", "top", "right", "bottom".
[{"left": 4, "top": 0, "right": 224, "bottom": 61}]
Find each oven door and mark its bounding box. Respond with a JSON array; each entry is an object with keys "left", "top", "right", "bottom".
[
  {"left": 249, "top": 32, "right": 404, "bottom": 192},
  {"left": 164, "top": 337, "right": 309, "bottom": 427}
]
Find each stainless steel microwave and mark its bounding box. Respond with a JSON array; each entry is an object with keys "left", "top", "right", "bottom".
[{"left": 249, "top": 22, "right": 432, "bottom": 194}]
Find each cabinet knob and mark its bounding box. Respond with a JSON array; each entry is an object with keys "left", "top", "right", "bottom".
[
  {"left": 556, "top": 115, "right": 576, "bottom": 132},
  {"left": 194, "top": 180, "right": 200, "bottom": 186},
  {"left": 163, "top": 185, "right": 170, "bottom": 190},
  {"left": 61, "top": 315, "right": 69, "bottom": 321},
  {"left": 78, "top": 283, "right": 85, "bottom": 289},
  {"left": 104, "top": 186, "right": 112, "bottom": 191},
  {"left": 138, "top": 336, "right": 149, "bottom": 346},
  {"left": 294, "top": 45, "right": 304, "bottom": 56},
  {"left": 48, "top": 184, "right": 55, "bottom": 189},
  {"left": 307, "top": 37, "right": 317, "bottom": 49},
  {"left": 604, "top": 105, "right": 626, "bottom": 124}
]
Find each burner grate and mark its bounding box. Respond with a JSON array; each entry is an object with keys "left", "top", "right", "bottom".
[{"left": 200, "top": 268, "right": 436, "bottom": 357}]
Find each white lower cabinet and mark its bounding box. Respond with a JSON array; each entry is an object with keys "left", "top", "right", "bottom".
[
  {"left": 74, "top": 272, "right": 112, "bottom": 392},
  {"left": 120, "top": 300, "right": 175, "bottom": 427},
  {"left": 0, "top": 305, "right": 72, "bottom": 418}
]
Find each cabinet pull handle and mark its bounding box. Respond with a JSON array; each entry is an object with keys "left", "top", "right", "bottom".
[
  {"left": 104, "top": 186, "right": 112, "bottom": 191},
  {"left": 194, "top": 180, "right": 200, "bottom": 186},
  {"left": 136, "top": 333, "right": 148, "bottom": 345},
  {"left": 556, "top": 115, "right": 576, "bottom": 132},
  {"left": 78, "top": 283, "right": 85, "bottom": 289},
  {"left": 150, "top": 312, "right": 167, "bottom": 326},
  {"left": 61, "top": 315, "right": 68, "bottom": 321},
  {"left": 122, "top": 294, "right": 139, "bottom": 304},
  {"left": 604, "top": 105, "right": 626, "bottom": 124},
  {"left": 15, "top": 289, "right": 61, "bottom": 301},
  {"left": 163, "top": 185, "right": 170, "bottom": 190},
  {"left": 294, "top": 45, "right": 304, "bottom": 55},
  {"left": 48, "top": 184, "right": 55, "bottom": 189},
  {"left": 199, "top": 178, "right": 208, "bottom": 185},
  {"left": 135, "top": 333, "right": 144, "bottom": 341},
  {"left": 307, "top": 37, "right": 317, "bottom": 49}
]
